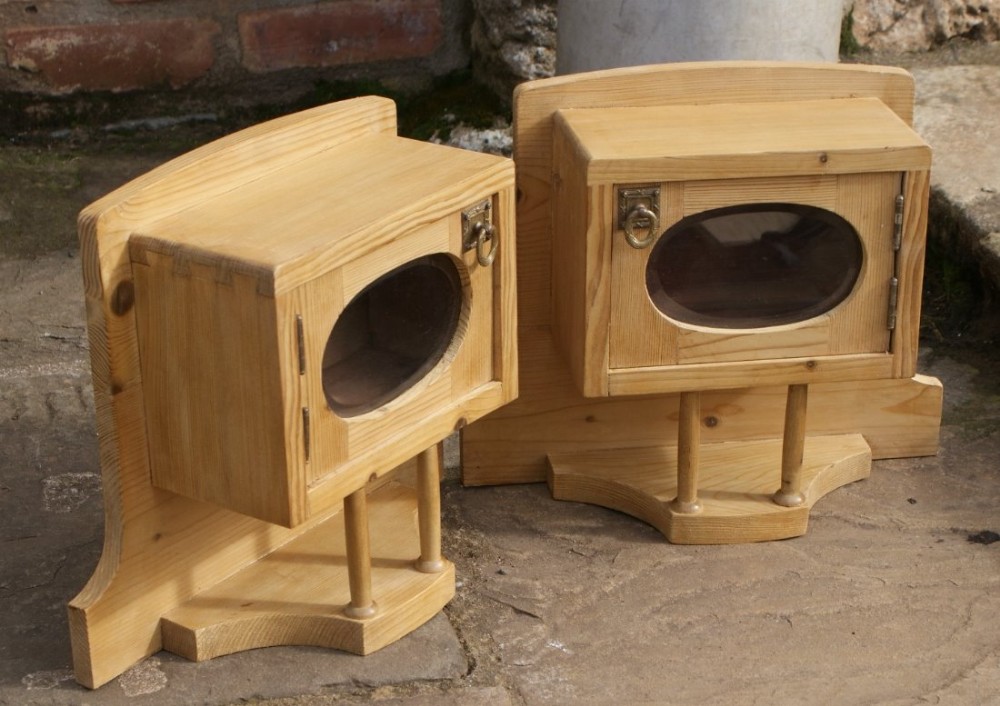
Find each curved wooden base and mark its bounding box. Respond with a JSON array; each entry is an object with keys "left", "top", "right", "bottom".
[
  {"left": 159, "top": 482, "right": 454, "bottom": 662},
  {"left": 547, "top": 434, "right": 871, "bottom": 544}
]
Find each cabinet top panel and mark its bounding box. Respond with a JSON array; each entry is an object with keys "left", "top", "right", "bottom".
[
  {"left": 131, "top": 133, "right": 512, "bottom": 295},
  {"left": 555, "top": 97, "right": 930, "bottom": 183}
]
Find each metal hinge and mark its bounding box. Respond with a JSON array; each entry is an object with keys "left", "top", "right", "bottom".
[
  {"left": 887, "top": 277, "right": 899, "bottom": 331},
  {"left": 296, "top": 314, "right": 306, "bottom": 375},
  {"left": 302, "top": 407, "right": 311, "bottom": 462},
  {"left": 887, "top": 192, "right": 905, "bottom": 331}
]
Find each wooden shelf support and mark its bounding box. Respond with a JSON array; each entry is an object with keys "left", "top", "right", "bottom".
[
  {"left": 774, "top": 383, "right": 809, "bottom": 507},
  {"left": 343, "top": 487, "right": 377, "bottom": 619},
  {"left": 415, "top": 443, "right": 445, "bottom": 573},
  {"left": 671, "top": 391, "right": 703, "bottom": 514}
]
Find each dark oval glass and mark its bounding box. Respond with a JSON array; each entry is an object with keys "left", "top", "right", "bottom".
[
  {"left": 645, "top": 203, "right": 863, "bottom": 329},
  {"left": 323, "top": 254, "right": 463, "bottom": 417}
]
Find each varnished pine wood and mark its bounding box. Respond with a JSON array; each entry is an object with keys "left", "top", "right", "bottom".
[
  {"left": 555, "top": 99, "right": 929, "bottom": 183},
  {"left": 131, "top": 135, "right": 515, "bottom": 526},
  {"left": 553, "top": 99, "right": 926, "bottom": 396},
  {"left": 343, "top": 488, "right": 376, "bottom": 619},
  {"left": 893, "top": 170, "right": 932, "bottom": 378},
  {"left": 464, "top": 63, "right": 941, "bottom": 546},
  {"left": 72, "top": 97, "right": 399, "bottom": 689},
  {"left": 415, "top": 444, "right": 444, "bottom": 574},
  {"left": 672, "top": 391, "right": 702, "bottom": 514},
  {"left": 160, "top": 482, "right": 455, "bottom": 660},
  {"left": 464, "top": 324, "right": 942, "bottom": 487},
  {"left": 548, "top": 434, "right": 871, "bottom": 545},
  {"left": 70, "top": 96, "right": 514, "bottom": 688},
  {"left": 774, "top": 384, "right": 809, "bottom": 507}
]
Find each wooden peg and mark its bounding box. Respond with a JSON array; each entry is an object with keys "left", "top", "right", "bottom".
[
  {"left": 415, "top": 443, "right": 445, "bottom": 573},
  {"left": 773, "top": 384, "right": 809, "bottom": 507},
  {"left": 672, "top": 391, "right": 703, "bottom": 514},
  {"left": 343, "top": 487, "right": 377, "bottom": 619}
]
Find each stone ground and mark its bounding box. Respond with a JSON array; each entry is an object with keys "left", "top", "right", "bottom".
[{"left": 2, "top": 48, "right": 1000, "bottom": 705}]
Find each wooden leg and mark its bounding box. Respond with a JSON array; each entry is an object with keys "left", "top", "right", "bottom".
[
  {"left": 671, "top": 391, "right": 703, "bottom": 514},
  {"left": 343, "top": 487, "right": 377, "bottom": 619},
  {"left": 773, "top": 384, "right": 809, "bottom": 507},
  {"left": 415, "top": 443, "right": 445, "bottom": 573}
]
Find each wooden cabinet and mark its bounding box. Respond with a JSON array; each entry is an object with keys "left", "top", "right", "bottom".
[
  {"left": 70, "top": 96, "right": 516, "bottom": 688},
  {"left": 463, "top": 62, "right": 941, "bottom": 547},
  {"left": 550, "top": 98, "right": 930, "bottom": 397},
  {"left": 130, "top": 127, "right": 516, "bottom": 527}
]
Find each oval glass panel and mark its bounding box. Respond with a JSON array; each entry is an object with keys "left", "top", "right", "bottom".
[
  {"left": 323, "top": 254, "right": 463, "bottom": 417},
  {"left": 645, "top": 203, "right": 863, "bottom": 328}
]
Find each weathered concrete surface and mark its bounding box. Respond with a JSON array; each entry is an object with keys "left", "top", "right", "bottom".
[{"left": 0, "top": 58, "right": 999, "bottom": 706}]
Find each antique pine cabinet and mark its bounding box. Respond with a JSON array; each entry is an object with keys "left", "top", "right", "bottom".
[
  {"left": 551, "top": 97, "right": 930, "bottom": 397},
  {"left": 70, "top": 96, "right": 516, "bottom": 688},
  {"left": 462, "top": 62, "right": 942, "bottom": 546}
]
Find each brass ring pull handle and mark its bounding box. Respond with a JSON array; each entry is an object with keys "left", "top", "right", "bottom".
[
  {"left": 474, "top": 222, "right": 497, "bottom": 267},
  {"left": 623, "top": 204, "right": 659, "bottom": 249}
]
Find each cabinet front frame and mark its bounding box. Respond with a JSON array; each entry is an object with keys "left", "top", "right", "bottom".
[
  {"left": 284, "top": 186, "right": 518, "bottom": 519},
  {"left": 556, "top": 169, "right": 928, "bottom": 398}
]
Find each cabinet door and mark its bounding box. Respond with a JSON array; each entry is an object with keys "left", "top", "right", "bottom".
[{"left": 608, "top": 173, "right": 898, "bottom": 372}]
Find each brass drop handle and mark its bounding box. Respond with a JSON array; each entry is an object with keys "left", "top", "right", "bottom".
[
  {"left": 623, "top": 203, "right": 659, "bottom": 249},
  {"left": 473, "top": 221, "right": 497, "bottom": 267}
]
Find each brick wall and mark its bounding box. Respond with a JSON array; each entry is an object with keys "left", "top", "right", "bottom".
[{"left": 0, "top": 0, "right": 470, "bottom": 96}]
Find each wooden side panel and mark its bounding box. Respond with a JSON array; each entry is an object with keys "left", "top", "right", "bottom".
[
  {"left": 550, "top": 122, "right": 608, "bottom": 395},
  {"left": 492, "top": 183, "right": 520, "bottom": 406},
  {"left": 132, "top": 250, "right": 296, "bottom": 527},
  {"left": 893, "top": 170, "right": 932, "bottom": 378}
]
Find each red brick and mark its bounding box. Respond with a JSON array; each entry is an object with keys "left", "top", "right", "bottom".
[
  {"left": 239, "top": 0, "right": 443, "bottom": 72},
  {"left": 4, "top": 19, "right": 220, "bottom": 93}
]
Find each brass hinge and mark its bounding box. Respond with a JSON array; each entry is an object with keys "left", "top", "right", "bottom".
[{"left": 887, "top": 192, "right": 905, "bottom": 331}]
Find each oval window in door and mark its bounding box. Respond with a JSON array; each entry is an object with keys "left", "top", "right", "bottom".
[
  {"left": 323, "top": 254, "right": 464, "bottom": 417},
  {"left": 645, "top": 203, "right": 864, "bottom": 329}
]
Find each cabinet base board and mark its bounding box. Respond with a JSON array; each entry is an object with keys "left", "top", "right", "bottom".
[
  {"left": 160, "top": 482, "right": 454, "bottom": 661},
  {"left": 547, "top": 433, "right": 871, "bottom": 544}
]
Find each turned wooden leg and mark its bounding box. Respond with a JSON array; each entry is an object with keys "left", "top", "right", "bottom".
[
  {"left": 343, "top": 487, "right": 377, "bottom": 619},
  {"left": 671, "top": 391, "right": 703, "bottom": 514},
  {"left": 773, "top": 384, "right": 809, "bottom": 507},
  {"left": 415, "top": 443, "right": 445, "bottom": 573}
]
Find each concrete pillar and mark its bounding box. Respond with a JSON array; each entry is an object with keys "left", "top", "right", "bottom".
[{"left": 557, "top": 0, "right": 844, "bottom": 75}]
